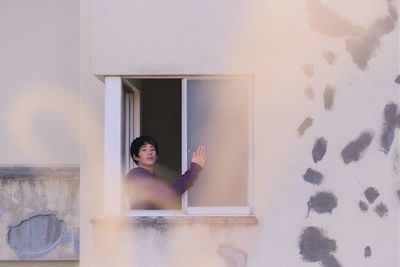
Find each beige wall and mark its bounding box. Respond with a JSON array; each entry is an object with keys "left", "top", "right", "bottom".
[
  {"left": 80, "top": 0, "right": 105, "bottom": 267},
  {"left": 0, "top": 0, "right": 80, "bottom": 165},
  {"left": 92, "top": 0, "right": 253, "bottom": 76}
]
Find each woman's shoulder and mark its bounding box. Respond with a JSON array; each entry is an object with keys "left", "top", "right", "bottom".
[{"left": 126, "top": 167, "right": 155, "bottom": 179}]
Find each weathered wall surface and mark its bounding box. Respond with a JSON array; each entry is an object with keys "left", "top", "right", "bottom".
[
  {"left": 0, "top": 167, "right": 79, "bottom": 261},
  {"left": 87, "top": 0, "right": 399, "bottom": 267}
]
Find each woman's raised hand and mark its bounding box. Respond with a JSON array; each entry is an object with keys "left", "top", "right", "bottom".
[{"left": 191, "top": 146, "right": 207, "bottom": 168}]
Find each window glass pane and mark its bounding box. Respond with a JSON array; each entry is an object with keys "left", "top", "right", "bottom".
[{"left": 187, "top": 78, "right": 250, "bottom": 207}]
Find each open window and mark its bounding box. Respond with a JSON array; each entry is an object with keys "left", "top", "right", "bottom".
[{"left": 103, "top": 76, "right": 253, "bottom": 216}]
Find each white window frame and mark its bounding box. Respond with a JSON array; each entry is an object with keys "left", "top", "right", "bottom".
[
  {"left": 123, "top": 79, "right": 141, "bottom": 173},
  {"left": 103, "top": 76, "right": 253, "bottom": 217}
]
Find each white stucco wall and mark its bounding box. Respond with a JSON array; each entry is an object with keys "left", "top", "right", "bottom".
[{"left": 87, "top": 0, "right": 399, "bottom": 266}]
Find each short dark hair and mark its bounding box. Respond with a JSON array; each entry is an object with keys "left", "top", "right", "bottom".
[{"left": 130, "top": 135, "right": 159, "bottom": 164}]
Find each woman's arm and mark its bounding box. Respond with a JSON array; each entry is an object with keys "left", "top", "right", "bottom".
[{"left": 170, "top": 146, "right": 207, "bottom": 195}]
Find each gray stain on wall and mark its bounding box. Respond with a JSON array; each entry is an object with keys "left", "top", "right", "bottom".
[
  {"left": 364, "top": 246, "right": 372, "bottom": 258},
  {"left": 341, "top": 131, "right": 374, "bottom": 164},
  {"left": 395, "top": 75, "right": 400, "bottom": 84},
  {"left": 313, "top": 137, "right": 327, "bottom": 163},
  {"left": 7, "top": 213, "right": 66, "bottom": 259},
  {"left": 305, "top": 0, "right": 364, "bottom": 37},
  {"left": 359, "top": 201, "right": 369, "bottom": 212},
  {"left": 346, "top": 0, "right": 398, "bottom": 70},
  {"left": 298, "top": 117, "right": 314, "bottom": 136},
  {"left": 364, "top": 187, "right": 380, "bottom": 204},
  {"left": 217, "top": 243, "right": 247, "bottom": 267},
  {"left": 324, "top": 85, "right": 335, "bottom": 110},
  {"left": 306, "top": 0, "right": 397, "bottom": 70},
  {"left": 374, "top": 202, "right": 388, "bottom": 217},
  {"left": 134, "top": 218, "right": 170, "bottom": 240},
  {"left": 303, "top": 168, "right": 323, "bottom": 185},
  {"left": 299, "top": 227, "right": 342, "bottom": 267},
  {"left": 321, "top": 254, "right": 342, "bottom": 267},
  {"left": 381, "top": 102, "right": 398, "bottom": 154},
  {"left": 307, "top": 191, "right": 338, "bottom": 215}
]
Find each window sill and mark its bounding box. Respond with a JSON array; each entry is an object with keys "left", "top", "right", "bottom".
[{"left": 91, "top": 215, "right": 258, "bottom": 226}]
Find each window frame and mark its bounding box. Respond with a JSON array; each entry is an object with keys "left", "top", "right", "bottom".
[
  {"left": 181, "top": 77, "right": 254, "bottom": 216},
  {"left": 103, "top": 75, "right": 254, "bottom": 217},
  {"left": 123, "top": 79, "right": 141, "bottom": 172}
]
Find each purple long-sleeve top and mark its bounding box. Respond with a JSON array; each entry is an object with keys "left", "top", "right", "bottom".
[{"left": 126, "top": 162, "right": 202, "bottom": 196}]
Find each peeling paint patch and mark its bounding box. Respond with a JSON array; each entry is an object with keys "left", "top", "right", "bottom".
[
  {"left": 299, "top": 227, "right": 341, "bottom": 267},
  {"left": 359, "top": 201, "right": 369, "bottom": 212},
  {"left": 364, "top": 246, "right": 372, "bottom": 258},
  {"left": 305, "top": 86, "right": 315, "bottom": 100},
  {"left": 218, "top": 243, "right": 247, "bottom": 267},
  {"left": 374, "top": 202, "right": 388, "bottom": 217},
  {"left": 345, "top": 0, "right": 398, "bottom": 69},
  {"left": 341, "top": 131, "right": 374, "bottom": 164},
  {"left": 298, "top": 117, "right": 314, "bottom": 136},
  {"left": 303, "top": 168, "right": 323, "bottom": 185},
  {"left": 305, "top": 0, "right": 364, "bottom": 38},
  {"left": 307, "top": 191, "right": 338, "bottom": 215},
  {"left": 7, "top": 214, "right": 66, "bottom": 259},
  {"left": 312, "top": 137, "right": 327, "bottom": 163},
  {"left": 395, "top": 75, "right": 400, "bottom": 84},
  {"left": 323, "top": 51, "right": 337, "bottom": 65},
  {"left": 324, "top": 85, "right": 335, "bottom": 110},
  {"left": 61, "top": 232, "right": 72, "bottom": 246},
  {"left": 381, "top": 102, "right": 398, "bottom": 154},
  {"left": 302, "top": 64, "right": 314, "bottom": 77},
  {"left": 364, "top": 187, "right": 379, "bottom": 204}
]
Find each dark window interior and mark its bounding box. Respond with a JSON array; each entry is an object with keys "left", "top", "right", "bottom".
[{"left": 140, "top": 79, "right": 182, "bottom": 185}]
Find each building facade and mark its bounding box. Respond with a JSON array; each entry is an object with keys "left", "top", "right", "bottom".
[{"left": 0, "top": 0, "right": 399, "bottom": 266}]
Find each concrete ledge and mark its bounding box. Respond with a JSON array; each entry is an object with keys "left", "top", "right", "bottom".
[
  {"left": 0, "top": 165, "right": 80, "bottom": 180},
  {"left": 91, "top": 215, "right": 258, "bottom": 226}
]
